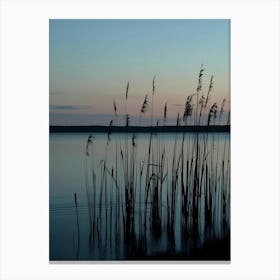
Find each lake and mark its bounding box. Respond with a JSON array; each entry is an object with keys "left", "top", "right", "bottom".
[{"left": 50, "top": 132, "right": 230, "bottom": 261}]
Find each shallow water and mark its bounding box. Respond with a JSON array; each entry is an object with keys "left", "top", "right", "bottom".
[{"left": 50, "top": 132, "right": 230, "bottom": 260}]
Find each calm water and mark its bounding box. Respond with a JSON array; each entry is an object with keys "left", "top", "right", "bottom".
[{"left": 50, "top": 132, "right": 230, "bottom": 260}]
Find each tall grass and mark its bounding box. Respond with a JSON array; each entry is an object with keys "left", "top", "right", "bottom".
[
  {"left": 80, "top": 68, "right": 230, "bottom": 259},
  {"left": 73, "top": 192, "right": 80, "bottom": 259}
]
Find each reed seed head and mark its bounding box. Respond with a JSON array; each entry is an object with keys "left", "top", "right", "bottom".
[
  {"left": 197, "top": 64, "right": 205, "bottom": 92},
  {"left": 207, "top": 102, "right": 218, "bottom": 125},
  {"left": 140, "top": 94, "right": 149, "bottom": 114},
  {"left": 220, "top": 98, "right": 226, "bottom": 114},
  {"left": 126, "top": 81, "right": 129, "bottom": 100},
  {"left": 113, "top": 99, "right": 117, "bottom": 115},
  {"left": 199, "top": 95, "right": 205, "bottom": 107},
  {"left": 164, "top": 102, "right": 167, "bottom": 123},
  {"left": 183, "top": 95, "right": 193, "bottom": 122}
]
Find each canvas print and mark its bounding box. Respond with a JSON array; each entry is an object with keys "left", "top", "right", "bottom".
[{"left": 49, "top": 19, "right": 230, "bottom": 261}]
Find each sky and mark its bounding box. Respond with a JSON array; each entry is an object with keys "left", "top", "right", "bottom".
[{"left": 49, "top": 19, "right": 230, "bottom": 126}]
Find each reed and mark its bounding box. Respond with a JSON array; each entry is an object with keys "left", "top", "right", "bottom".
[
  {"left": 84, "top": 135, "right": 96, "bottom": 246},
  {"left": 73, "top": 192, "right": 80, "bottom": 259},
  {"left": 80, "top": 68, "right": 230, "bottom": 260}
]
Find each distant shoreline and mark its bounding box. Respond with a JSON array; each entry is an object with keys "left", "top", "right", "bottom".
[{"left": 50, "top": 125, "right": 230, "bottom": 133}]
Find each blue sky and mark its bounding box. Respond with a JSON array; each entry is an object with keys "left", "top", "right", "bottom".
[{"left": 49, "top": 19, "right": 230, "bottom": 125}]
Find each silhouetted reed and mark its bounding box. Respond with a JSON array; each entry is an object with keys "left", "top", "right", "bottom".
[
  {"left": 73, "top": 192, "right": 80, "bottom": 259},
  {"left": 163, "top": 101, "right": 167, "bottom": 125},
  {"left": 81, "top": 68, "right": 230, "bottom": 260}
]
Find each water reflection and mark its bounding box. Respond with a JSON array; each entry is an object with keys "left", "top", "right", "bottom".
[{"left": 50, "top": 132, "right": 230, "bottom": 260}]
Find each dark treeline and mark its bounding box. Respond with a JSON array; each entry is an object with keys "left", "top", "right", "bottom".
[{"left": 50, "top": 125, "right": 230, "bottom": 133}]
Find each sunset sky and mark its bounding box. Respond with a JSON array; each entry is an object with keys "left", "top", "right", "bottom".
[{"left": 49, "top": 19, "right": 230, "bottom": 126}]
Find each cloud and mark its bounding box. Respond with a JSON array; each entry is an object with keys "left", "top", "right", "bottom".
[{"left": 50, "top": 104, "right": 92, "bottom": 111}]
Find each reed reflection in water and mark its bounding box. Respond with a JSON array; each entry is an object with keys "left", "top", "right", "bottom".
[{"left": 50, "top": 131, "right": 230, "bottom": 260}]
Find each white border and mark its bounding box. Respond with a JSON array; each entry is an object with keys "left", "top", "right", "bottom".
[{"left": 1, "top": 0, "right": 279, "bottom": 279}]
